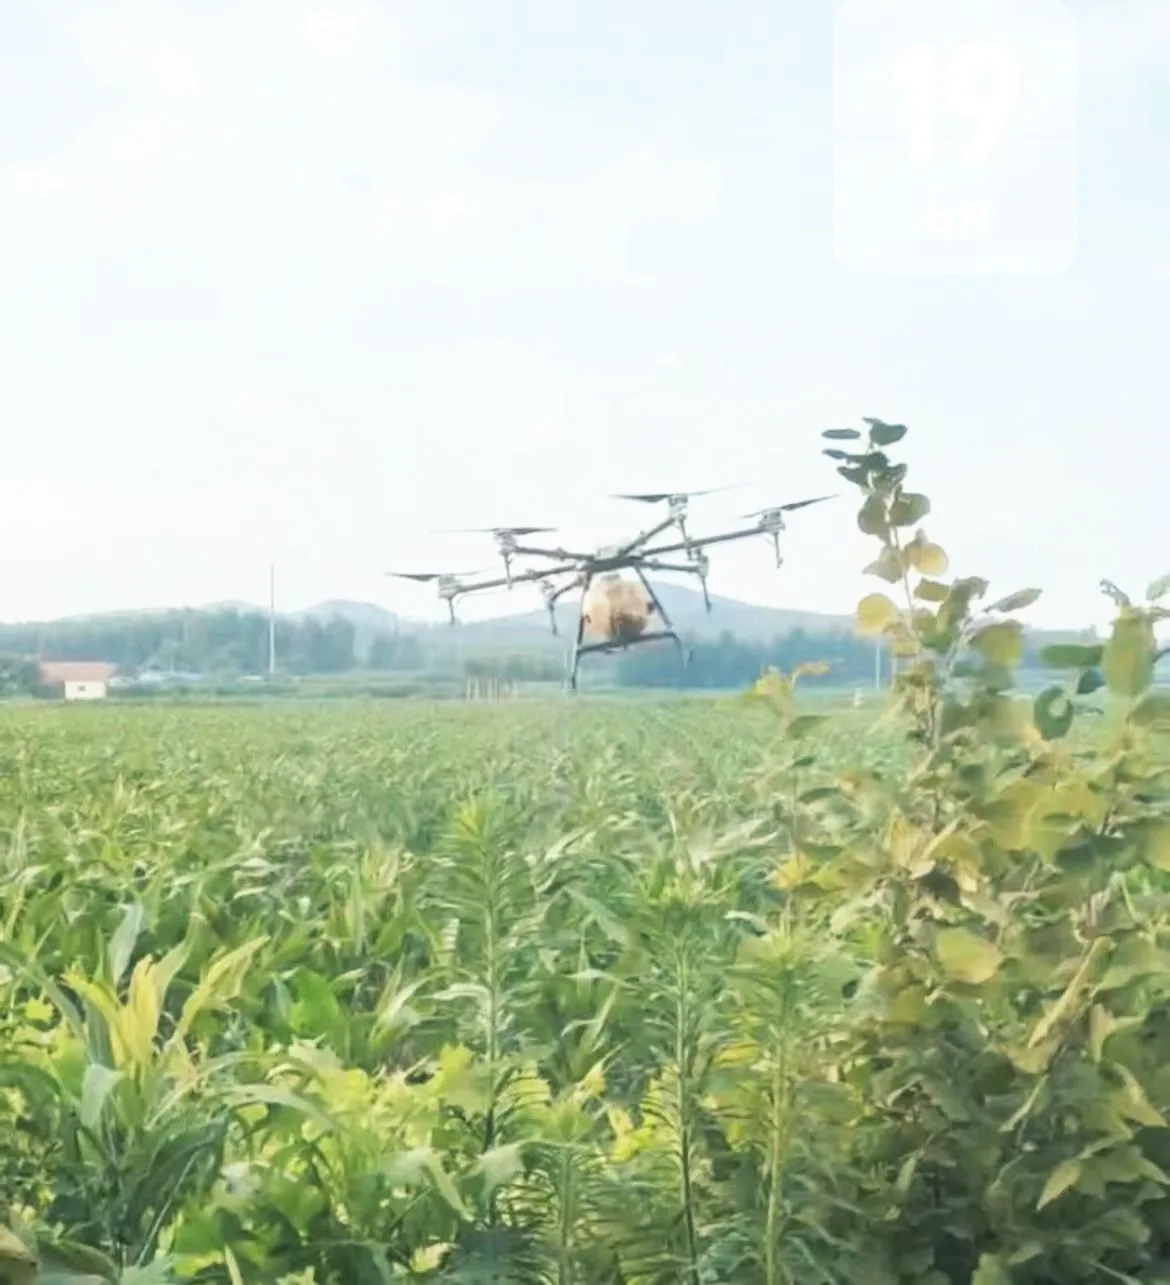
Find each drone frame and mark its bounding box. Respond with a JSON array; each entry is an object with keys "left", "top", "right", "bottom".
[{"left": 388, "top": 491, "right": 828, "bottom": 690}]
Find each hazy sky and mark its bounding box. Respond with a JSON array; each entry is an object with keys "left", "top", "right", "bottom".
[{"left": 1, "top": 0, "right": 1167, "bottom": 628}]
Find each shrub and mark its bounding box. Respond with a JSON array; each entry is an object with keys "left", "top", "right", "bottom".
[{"left": 797, "top": 420, "right": 1170, "bottom": 1283}]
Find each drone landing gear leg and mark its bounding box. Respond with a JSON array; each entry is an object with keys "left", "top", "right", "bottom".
[
  {"left": 632, "top": 567, "right": 691, "bottom": 675},
  {"left": 568, "top": 572, "right": 593, "bottom": 693}
]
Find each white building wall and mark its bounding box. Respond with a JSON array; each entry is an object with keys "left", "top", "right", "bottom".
[{"left": 63, "top": 680, "right": 108, "bottom": 701}]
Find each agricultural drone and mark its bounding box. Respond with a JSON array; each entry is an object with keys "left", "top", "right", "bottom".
[{"left": 386, "top": 487, "right": 834, "bottom": 690}]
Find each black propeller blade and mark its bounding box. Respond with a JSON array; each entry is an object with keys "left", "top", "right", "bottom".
[
  {"left": 612, "top": 484, "right": 740, "bottom": 504},
  {"left": 436, "top": 526, "right": 557, "bottom": 536},
  {"left": 741, "top": 494, "right": 836, "bottom": 518},
  {"left": 384, "top": 569, "right": 488, "bottom": 582}
]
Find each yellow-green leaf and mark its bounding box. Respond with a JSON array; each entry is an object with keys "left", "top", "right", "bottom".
[
  {"left": 905, "top": 531, "right": 948, "bottom": 576},
  {"left": 857, "top": 495, "right": 890, "bottom": 538},
  {"left": 1103, "top": 611, "right": 1155, "bottom": 698},
  {"left": 1140, "top": 822, "right": 1170, "bottom": 873},
  {"left": 0, "top": 1227, "right": 37, "bottom": 1285},
  {"left": 972, "top": 1253, "right": 1012, "bottom": 1285},
  {"left": 1089, "top": 1003, "right": 1141, "bottom": 1063},
  {"left": 866, "top": 419, "right": 907, "bottom": 446},
  {"left": 988, "top": 588, "right": 1042, "bottom": 613},
  {"left": 1038, "top": 1158, "right": 1081, "bottom": 1209},
  {"left": 970, "top": 621, "right": 1024, "bottom": 667},
  {"left": 475, "top": 1143, "right": 525, "bottom": 1199},
  {"left": 934, "top": 927, "right": 1003, "bottom": 985},
  {"left": 1027, "top": 937, "right": 1111, "bottom": 1049},
  {"left": 915, "top": 579, "right": 949, "bottom": 602},
  {"left": 864, "top": 545, "right": 904, "bottom": 583},
  {"left": 855, "top": 594, "right": 899, "bottom": 637},
  {"left": 1040, "top": 642, "right": 1103, "bottom": 669},
  {"left": 1112, "top": 1062, "right": 1167, "bottom": 1128},
  {"left": 1132, "top": 691, "right": 1170, "bottom": 731},
  {"left": 1033, "top": 686, "right": 1074, "bottom": 741},
  {"left": 890, "top": 492, "right": 930, "bottom": 527}
]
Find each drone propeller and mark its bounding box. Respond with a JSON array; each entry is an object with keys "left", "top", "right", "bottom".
[
  {"left": 384, "top": 569, "right": 488, "bottom": 582},
  {"left": 436, "top": 526, "right": 557, "bottom": 537},
  {"left": 740, "top": 494, "right": 836, "bottom": 518},
  {"left": 612, "top": 484, "right": 740, "bottom": 504}
]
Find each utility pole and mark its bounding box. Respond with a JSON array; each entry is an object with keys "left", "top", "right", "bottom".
[{"left": 268, "top": 562, "right": 276, "bottom": 678}]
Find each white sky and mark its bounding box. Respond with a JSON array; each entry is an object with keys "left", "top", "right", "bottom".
[{"left": 0, "top": 0, "right": 1167, "bottom": 629}]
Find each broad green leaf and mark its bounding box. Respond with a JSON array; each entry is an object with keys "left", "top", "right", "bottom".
[
  {"left": 988, "top": 588, "right": 1042, "bottom": 613},
  {"left": 934, "top": 927, "right": 1003, "bottom": 985},
  {"left": 1037, "top": 1158, "right": 1081, "bottom": 1209},
  {"left": 1027, "top": 937, "right": 1111, "bottom": 1049},
  {"left": 475, "top": 1144, "right": 526, "bottom": 1199},
  {"left": 80, "top": 1062, "right": 122, "bottom": 1130},
  {"left": 972, "top": 1254, "right": 1012, "bottom": 1285},
  {"left": 890, "top": 492, "right": 930, "bottom": 527},
  {"left": 864, "top": 546, "right": 904, "bottom": 583},
  {"left": 224, "top": 1084, "right": 336, "bottom": 1133},
  {"left": 970, "top": 621, "right": 1024, "bottom": 667},
  {"left": 1103, "top": 612, "right": 1155, "bottom": 697},
  {"left": 855, "top": 594, "right": 899, "bottom": 637},
  {"left": 822, "top": 427, "right": 861, "bottom": 439},
  {"left": 119, "top": 1263, "right": 176, "bottom": 1285},
  {"left": 1076, "top": 668, "right": 1105, "bottom": 696},
  {"left": 385, "top": 1147, "right": 471, "bottom": 1218},
  {"left": 857, "top": 494, "right": 889, "bottom": 537},
  {"left": 1131, "top": 690, "right": 1170, "bottom": 731},
  {"left": 1033, "top": 686, "right": 1074, "bottom": 741},
  {"left": 0, "top": 1228, "right": 37, "bottom": 1285},
  {"left": 904, "top": 532, "right": 948, "bottom": 576},
  {"left": 223, "top": 1247, "right": 244, "bottom": 1285},
  {"left": 1148, "top": 572, "right": 1170, "bottom": 601},
  {"left": 35, "top": 1242, "right": 117, "bottom": 1282},
  {"left": 864, "top": 419, "right": 907, "bottom": 446},
  {"left": 1141, "top": 822, "right": 1170, "bottom": 872},
  {"left": 1089, "top": 1004, "right": 1142, "bottom": 1063},
  {"left": 175, "top": 938, "right": 267, "bottom": 1042},
  {"left": 915, "top": 579, "right": 949, "bottom": 602},
  {"left": 1111, "top": 1062, "right": 1167, "bottom": 1128},
  {"left": 787, "top": 714, "right": 828, "bottom": 739},
  {"left": 792, "top": 660, "right": 831, "bottom": 679},
  {"left": 108, "top": 902, "right": 145, "bottom": 989},
  {"left": 1039, "top": 643, "right": 1104, "bottom": 669}
]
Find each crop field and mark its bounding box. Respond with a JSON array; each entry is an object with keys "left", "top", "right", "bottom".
[
  {"left": 1, "top": 697, "right": 903, "bottom": 1285},
  {"left": 5, "top": 425, "right": 1170, "bottom": 1285}
]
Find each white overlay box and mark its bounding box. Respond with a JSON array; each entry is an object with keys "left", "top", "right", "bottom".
[{"left": 833, "top": 0, "right": 1078, "bottom": 275}]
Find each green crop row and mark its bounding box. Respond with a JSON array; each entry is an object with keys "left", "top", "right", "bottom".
[{"left": 3, "top": 422, "right": 1170, "bottom": 1285}]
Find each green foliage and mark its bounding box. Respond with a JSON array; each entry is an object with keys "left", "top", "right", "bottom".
[
  {"left": 3, "top": 419, "right": 1170, "bottom": 1283},
  {"left": 806, "top": 418, "right": 1170, "bottom": 1282}
]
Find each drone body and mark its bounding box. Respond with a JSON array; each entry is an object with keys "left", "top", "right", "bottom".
[{"left": 387, "top": 488, "right": 833, "bottom": 690}]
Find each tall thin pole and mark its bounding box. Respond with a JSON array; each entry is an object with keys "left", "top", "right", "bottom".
[{"left": 268, "top": 562, "right": 276, "bottom": 678}]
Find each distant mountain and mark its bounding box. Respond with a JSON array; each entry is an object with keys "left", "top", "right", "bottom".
[
  {"left": 10, "top": 583, "right": 1098, "bottom": 650},
  {"left": 298, "top": 600, "right": 402, "bottom": 632},
  {"left": 202, "top": 600, "right": 265, "bottom": 615}
]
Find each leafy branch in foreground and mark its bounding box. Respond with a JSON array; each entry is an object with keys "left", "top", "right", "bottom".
[{"left": 802, "top": 418, "right": 1170, "bottom": 1284}]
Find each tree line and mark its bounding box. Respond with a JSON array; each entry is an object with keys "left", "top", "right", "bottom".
[{"left": 0, "top": 606, "right": 1099, "bottom": 693}]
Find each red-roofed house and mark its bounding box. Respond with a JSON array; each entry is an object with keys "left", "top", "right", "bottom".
[{"left": 37, "top": 661, "right": 118, "bottom": 701}]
